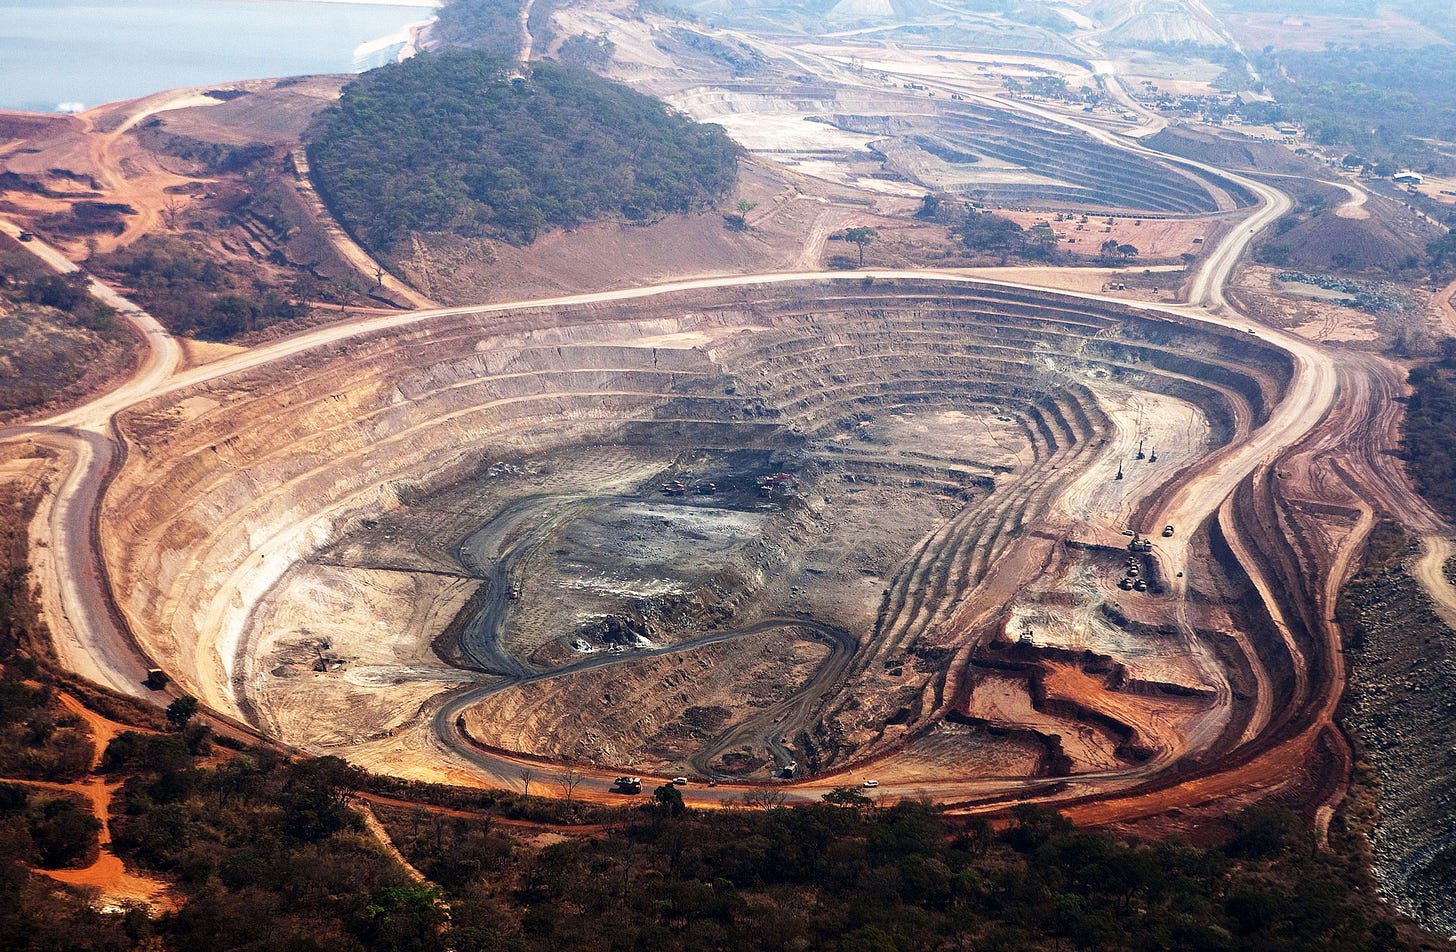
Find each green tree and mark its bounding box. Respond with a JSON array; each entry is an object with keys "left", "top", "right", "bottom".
[
  {"left": 1428, "top": 232, "right": 1456, "bottom": 272},
  {"left": 821, "top": 786, "right": 872, "bottom": 808},
  {"left": 165, "top": 695, "right": 198, "bottom": 730},
  {"left": 307, "top": 51, "right": 739, "bottom": 253},
  {"left": 362, "top": 884, "right": 449, "bottom": 951},
  {"left": 844, "top": 226, "right": 878, "bottom": 266},
  {"left": 280, "top": 756, "right": 360, "bottom": 841},
  {"left": 957, "top": 212, "right": 1025, "bottom": 258},
  {"left": 1224, "top": 806, "right": 1308, "bottom": 860},
  {"left": 1028, "top": 222, "right": 1059, "bottom": 258},
  {"left": 725, "top": 198, "right": 758, "bottom": 232},
  {"left": 30, "top": 797, "right": 100, "bottom": 868},
  {"left": 653, "top": 783, "right": 685, "bottom": 817}
]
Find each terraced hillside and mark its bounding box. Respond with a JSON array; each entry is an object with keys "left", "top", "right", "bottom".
[
  {"left": 670, "top": 84, "right": 1249, "bottom": 214},
  {"left": 98, "top": 278, "right": 1300, "bottom": 800},
  {"left": 837, "top": 102, "right": 1248, "bottom": 213}
]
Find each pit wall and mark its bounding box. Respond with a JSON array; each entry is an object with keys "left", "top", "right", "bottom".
[
  {"left": 99, "top": 280, "right": 1293, "bottom": 721},
  {"left": 106, "top": 313, "right": 724, "bottom": 714}
]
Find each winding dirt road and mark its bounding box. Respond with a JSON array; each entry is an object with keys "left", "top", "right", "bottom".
[
  {"left": 12, "top": 695, "right": 170, "bottom": 908},
  {"left": 1414, "top": 536, "right": 1456, "bottom": 631}
]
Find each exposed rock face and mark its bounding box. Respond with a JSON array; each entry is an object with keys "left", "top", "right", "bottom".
[{"left": 100, "top": 278, "right": 1291, "bottom": 779}]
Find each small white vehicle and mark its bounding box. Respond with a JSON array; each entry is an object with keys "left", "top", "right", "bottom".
[
  {"left": 862, "top": 780, "right": 879, "bottom": 789},
  {"left": 672, "top": 777, "right": 689, "bottom": 786}
]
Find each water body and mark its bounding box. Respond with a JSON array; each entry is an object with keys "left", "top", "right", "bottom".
[{"left": 0, "top": 0, "right": 438, "bottom": 114}]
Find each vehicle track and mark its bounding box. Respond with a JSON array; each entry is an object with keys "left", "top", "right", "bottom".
[
  {"left": 454, "top": 493, "right": 597, "bottom": 677},
  {"left": 687, "top": 622, "right": 858, "bottom": 778}
]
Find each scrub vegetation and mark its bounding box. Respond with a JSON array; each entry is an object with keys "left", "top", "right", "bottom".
[
  {"left": 0, "top": 246, "right": 127, "bottom": 420},
  {"left": 1402, "top": 345, "right": 1456, "bottom": 522},
  {"left": 306, "top": 50, "right": 739, "bottom": 254},
  {"left": 1243, "top": 46, "right": 1456, "bottom": 173}
]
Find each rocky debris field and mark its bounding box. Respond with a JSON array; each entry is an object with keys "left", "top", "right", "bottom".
[{"left": 1343, "top": 549, "right": 1456, "bottom": 935}]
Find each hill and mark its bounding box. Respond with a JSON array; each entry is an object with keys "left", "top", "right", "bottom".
[
  {"left": 305, "top": 50, "right": 739, "bottom": 255},
  {"left": 0, "top": 241, "right": 133, "bottom": 421},
  {"left": 1253, "top": 180, "right": 1441, "bottom": 275}
]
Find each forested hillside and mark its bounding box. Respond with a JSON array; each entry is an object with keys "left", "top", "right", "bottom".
[
  {"left": 0, "top": 243, "right": 131, "bottom": 419},
  {"left": 430, "top": 0, "right": 526, "bottom": 56},
  {"left": 1243, "top": 46, "right": 1456, "bottom": 173},
  {"left": 1403, "top": 346, "right": 1456, "bottom": 521},
  {"left": 306, "top": 50, "right": 739, "bottom": 254}
]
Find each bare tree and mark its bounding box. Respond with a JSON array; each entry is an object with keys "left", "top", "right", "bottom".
[
  {"left": 556, "top": 768, "right": 583, "bottom": 804},
  {"left": 742, "top": 787, "right": 787, "bottom": 810},
  {"left": 517, "top": 765, "right": 536, "bottom": 798},
  {"left": 338, "top": 286, "right": 363, "bottom": 315}
]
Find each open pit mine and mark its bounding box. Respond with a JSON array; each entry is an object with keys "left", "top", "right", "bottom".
[
  {"left": 88, "top": 272, "right": 1355, "bottom": 824},
  {"left": 8, "top": 0, "right": 1456, "bottom": 934}
]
